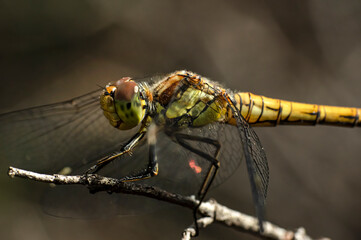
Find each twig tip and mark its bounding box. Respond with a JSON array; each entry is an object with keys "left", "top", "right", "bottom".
[{"left": 7, "top": 166, "right": 15, "bottom": 178}]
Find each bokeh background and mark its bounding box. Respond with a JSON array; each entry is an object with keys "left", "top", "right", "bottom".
[{"left": 1, "top": 1, "right": 360, "bottom": 239}]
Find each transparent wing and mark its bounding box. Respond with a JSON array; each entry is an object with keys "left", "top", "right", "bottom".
[
  {"left": 0, "top": 89, "right": 137, "bottom": 174},
  {"left": 226, "top": 96, "right": 269, "bottom": 231}
]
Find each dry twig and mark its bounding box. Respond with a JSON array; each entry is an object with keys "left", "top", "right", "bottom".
[{"left": 8, "top": 166, "right": 330, "bottom": 240}]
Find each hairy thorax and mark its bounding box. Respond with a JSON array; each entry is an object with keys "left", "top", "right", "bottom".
[{"left": 151, "top": 71, "right": 229, "bottom": 129}]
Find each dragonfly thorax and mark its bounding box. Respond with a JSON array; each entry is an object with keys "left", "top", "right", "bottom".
[{"left": 100, "top": 77, "right": 147, "bottom": 130}]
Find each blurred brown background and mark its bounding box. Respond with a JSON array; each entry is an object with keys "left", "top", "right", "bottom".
[{"left": 0, "top": 0, "right": 360, "bottom": 239}]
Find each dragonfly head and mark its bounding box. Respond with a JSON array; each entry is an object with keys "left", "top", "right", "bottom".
[{"left": 101, "top": 77, "right": 146, "bottom": 130}]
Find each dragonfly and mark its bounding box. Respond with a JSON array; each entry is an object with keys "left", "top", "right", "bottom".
[{"left": 0, "top": 70, "right": 360, "bottom": 234}]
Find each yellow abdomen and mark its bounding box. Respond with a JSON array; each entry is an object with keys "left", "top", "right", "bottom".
[{"left": 229, "top": 92, "right": 361, "bottom": 127}]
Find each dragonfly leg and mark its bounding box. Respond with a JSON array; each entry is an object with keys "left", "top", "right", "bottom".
[
  {"left": 118, "top": 124, "right": 159, "bottom": 182},
  {"left": 86, "top": 131, "right": 146, "bottom": 174},
  {"left": 173, "top": 132, "right": 221, "bottom": 236}
]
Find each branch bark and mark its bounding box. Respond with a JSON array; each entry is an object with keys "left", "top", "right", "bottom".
[{"left": 8, "top": 166, "right": 330, "bottom": 240}]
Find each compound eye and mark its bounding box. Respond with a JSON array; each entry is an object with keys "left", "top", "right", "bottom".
[{"left": 114, "top": 77, "right": 138, "bottom": 101}]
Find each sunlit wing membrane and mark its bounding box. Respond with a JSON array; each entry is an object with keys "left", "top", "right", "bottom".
[
  {"left": 226, "top": 95, "right": 269, "bottom": 232},
  {"left": 0, "top": 89, "right": 136, "bottom": 173}
]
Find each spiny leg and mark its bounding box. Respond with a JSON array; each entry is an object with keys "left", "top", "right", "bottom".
[
  {"left": 119, "top": 123, "right": 159, "bottom": 182},
  {"left": 86, "top": 131, "right": 146, "bottom": 174},
  {"left": 86, "top": 124, "right": 159, "bottom": 182},
  {"left": 173, "top": 132, "right": 221, "bottom": 236}
]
